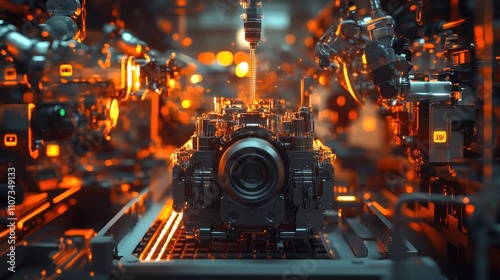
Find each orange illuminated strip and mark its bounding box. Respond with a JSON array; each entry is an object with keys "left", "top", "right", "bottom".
[
  {"left": 156, "top": 212, "right": 183, "bottom": 261},
  {"left": 53, "top": 187, "right": 81, "bottom": 204},
  {"left": 145, "top": 211, "right": 178, "bottom": 261},
  {"left": 65, "top": 229, "right": 94, "bottom": 240},
  {"left": 121, "top": 56, "right": 127, "bottom": 90},
  {"left": 336, "top": 195, "right": 357, "bottom": 202},
  {"left": 371, "top": 201, "right": 391, "bottom": 216},
  {"left": 342, "top": 64, "right": 364, "bottom": 107},
  {"left": 138, "top": 200, "right": 174, "bottom": 260},
  {"left": 474, "top": 26, "right": 484, "bottom": 49},
  {"left": 2, "top": 81, "right": 18, "bottom": 86},
  {"left": 27, "top": 103, "right": 38, "bottom": 159},
  {"left": 17, "top": 202, "right": 50, "bottom": 230},
  {"left": 126, "top": 56, "right": 134, "bottom": 98}
]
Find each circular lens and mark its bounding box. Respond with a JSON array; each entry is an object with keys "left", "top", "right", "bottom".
[{"left": 218, "top": 137, "right": 286, "bottom": 207}]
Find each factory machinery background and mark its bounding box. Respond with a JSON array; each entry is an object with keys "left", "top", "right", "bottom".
[{"left": 0, "top": 0, "right": 499, "bottom": 279}]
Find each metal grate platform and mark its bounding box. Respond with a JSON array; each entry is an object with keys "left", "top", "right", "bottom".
[{"left": 133, "top": 210, "right": 332, "bottom": 260}]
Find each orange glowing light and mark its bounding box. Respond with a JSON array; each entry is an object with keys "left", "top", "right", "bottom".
[
  {"left": 362, "top": 116, "right": 377, "bottom": 132},
  {"left": 4, "top": 67, "right": 16, "bottom": 80},
  {"left": 433, "top": 130, "right": 447, "bottom": 143},
  {"left": 312, "top": 94, "right": 321, "bottom": 105},
  {"left": 172, "top": 33, "right": 180, "bottom": 41},
  {"left": 405, "top": 185, "right": 414, "bottom": 193},
  {"left": 474, "top": 26, "right": 484, "bottom": 49},
  {"left": 314, "top": 28, "right": 324, "bottom": 38},
  {"left": 169, "top": 79, "right": 176, "bottom": 88},
  {"left": 371, "top": 201, "right": 391, "bottom": 216},
  {"left": 319, "top": 75, "right": 327, "bottom": 86},
  {"left": 329, "top": 111, "right": 338, "bottom": 123},
  {"left": 285, "top": 34, "right": 296, "bottom": 45},
  {"left": 235, "top": 62, "right": 249, "bottom": 78},
  {"left": 307, "top": 20, "right": 318, "bottom": 32},
  {"left": 126, "top": 57, "right": 134, "bottom": 97},
  {"left": 182, "top": 37, "right": 192, "bottom": 47},
  {"left": 4, "top": 133, "right": 17, "bottom": 147},
  {"left": 362, "top": 53, "right": 367, "bottom": 64},
  {"left": 348, "top": 109, "right": 358, "bottom": 121},
  {"left": 197, "top": 52, "right": 216, "bottom": 65},
  {"left": 181, "top": 100, "right": 191, "bottom": 109},
  {"left": 59, "top": 176, "right": 82, "bottom": 189},
  {"left": 64, "top": 229, "right": 94, "bottom": 240},
  {"left": 304, "top": 37, "right": 314, "bottom": 47},
  {"left": 46, "top": 144, "right": 60, "bottom": 157},
  {"left": 343, "top": 64, "right": 363, "bottom": 107},
  {"left": 363, "top": 192, "right": 372, "bottom": 200},
  {"left": 336, "top": 195, "right": 357, "bottom": 202},
  {"left": 190, "top": 74, "right": 202, "bottom": 84},
  {"left": 104, "top": 159, "right": 112, "bottom": 166},
  {"left": 178, "top": 112, "right": 190, "bottom": 124},
  {"left": 53, "top": 186, "right": 81, "bottom": 204},
  {"left": 145, "top": 211, "right": 178, "bottom": 261},
  {"left": 27, "top": 104, "right": 38, "bottom": 158},
  {"left": 107, "top": 99, "right": 119, "bottom": 128},
  {"left": 462, "top": 197, "right": 470, "bottom": 204},
  {"left": 60, "top": 64, "right": 73, "bottom": 77},
  {"left": 466, "top": 204, "right": 475, "bottom": 215},
  {"left": 121, "top": 184, "right": 130, "bottom": 192},
  {"left": 133, "top": 65, "right": 141, "bottom": 92},
  {"left": 409, "top": 222, "right": 421, "bottom": 232},
  {"left": 18, "top": 202, "right": 50, "bottom": 230},
  {"left": 234, "top": 51, "right": 250, "bottom": 64},
  {"left": 156, "top": 212, "right": 183, "bottom": 261},
  {"left": 336, "top": 95, "right": 346, "bottom": 106},
  {"left": 56, "top": 204, "right": 68, "bottom": 215},
  {"left": 216, "top": 51, "right": 233, "bottom": 66}
]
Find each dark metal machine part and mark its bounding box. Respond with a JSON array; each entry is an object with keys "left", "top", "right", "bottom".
[{"left": 89, "top": 183, "right": 443, "bottom": 280}]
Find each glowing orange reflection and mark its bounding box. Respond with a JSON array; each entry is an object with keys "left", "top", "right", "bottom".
[
  {"left": 362, "top": 116, "right": 377, "bottom": 132},
  {"left": 216, "top": 51, "right": 233, "bottom": 66},
  {"left": 234, "top": 51, "right": 250, "bottom": 64},
  {"left": 336, "top": 195, "right": 357, "bottom": 202},
  {"left": 336, "top": 95, "right": 346, "bottom": 106},
  {"left": 197, "top": 52, "right": 216, "bottom": 65},
  {"left": 235, "top": 62, "right": 249, "bottom": 78},
  {"left": 46, "top": 144, "right": 60, "bottom": 157}
]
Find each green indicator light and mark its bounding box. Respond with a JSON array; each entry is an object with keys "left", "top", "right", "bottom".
[{"left": 59, "top": 108, "right": 66, "bottom": 117}]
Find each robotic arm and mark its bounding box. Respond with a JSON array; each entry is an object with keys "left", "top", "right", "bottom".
[{"left": 0, "top": 20, "right": 179, "bottom": 159}]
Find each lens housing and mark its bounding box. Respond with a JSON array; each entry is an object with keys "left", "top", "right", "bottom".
[{"left": 217, "top": 130, "right": 288, "bottom": 208}]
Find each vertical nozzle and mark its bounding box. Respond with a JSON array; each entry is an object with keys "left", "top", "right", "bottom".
[
  {"left": 241, "top": 0, "right": 262, "bottom": 49},
  {"left": 370, "top": 0, "right": 384, "bottom": 19},
  {"left": 241, "top": 0, "right": 261, "bottom": 107}
]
